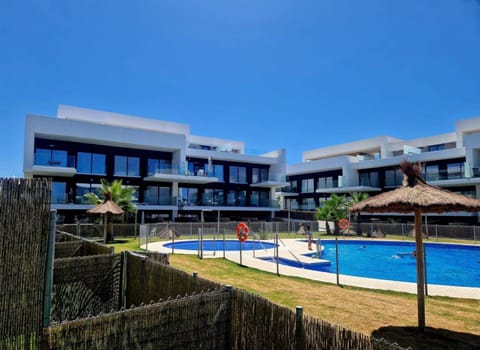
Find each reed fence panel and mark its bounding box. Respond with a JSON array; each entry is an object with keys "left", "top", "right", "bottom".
[
  {"left": 303, "top": 314, "right": 408, "bottom": 350},
  {"left": 44, "top": 288, "right": 231, "bottom": 350},
  {"left": 51, "top": 254, "right": 122, "bottom": 322},
  {"left": 54, "top": 233, "right": 113, "bottom": 258},
  {"left": 125, "top": 252, "right": 221, "bottom": 308},
  {"left": 0, "top": 178, "right": 51, "bottom": 346},
  {"left": 231, "top": 288, "right": 297, "bottom": 350}
]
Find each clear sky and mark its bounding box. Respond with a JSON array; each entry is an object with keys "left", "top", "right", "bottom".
[{"left": 1, "top": 0, "right": 480, "bottom": 177}]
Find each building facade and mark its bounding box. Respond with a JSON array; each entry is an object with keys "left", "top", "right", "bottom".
[
  {"left": 24, "top": 105, "right": 288, "bottom": 223},
  {"left": 284, "top": 117, "right": 480, "bottom": 224}
]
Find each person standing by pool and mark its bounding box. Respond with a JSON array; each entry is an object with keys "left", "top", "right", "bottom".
[{"left": 306, "top": 225, "right": 313, "bottom": 250}]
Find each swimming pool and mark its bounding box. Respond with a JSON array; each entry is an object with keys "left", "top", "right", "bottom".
[
  {"left": 163, "top": 239, "right": 277, "bottom": 251},
  {"left": 262, "top": 240, "right": 480, "bottom": 288}
]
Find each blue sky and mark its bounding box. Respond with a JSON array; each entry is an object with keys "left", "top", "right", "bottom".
[{"left": 1, "top": 0, "right": 480, "bottom": 177}]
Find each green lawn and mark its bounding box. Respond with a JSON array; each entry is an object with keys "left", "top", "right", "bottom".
[{"left": 108, "top": 236, "right": 480, "bottom": 350}]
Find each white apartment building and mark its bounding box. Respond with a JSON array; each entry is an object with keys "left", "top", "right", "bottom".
[
  {"left": 24, "top": 105, "right": 288, "bottom": 223},
  {"left": 284, "top": 116, "right": 480, "bottom": 224}
]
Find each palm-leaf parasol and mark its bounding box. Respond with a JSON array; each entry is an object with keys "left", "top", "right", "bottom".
[
  {"left": 87, "top": 191, "right": 124, "bottom": 243},
  {"left": 350, "top": 160, "right": 480, "bottom": 330}
]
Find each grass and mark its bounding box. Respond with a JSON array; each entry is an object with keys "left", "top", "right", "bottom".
[{"left": 108, "top": 236, "right": 480, "bottom": 350}]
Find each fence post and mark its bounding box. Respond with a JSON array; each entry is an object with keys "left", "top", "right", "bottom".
[
  {"left": 295, "top": 306, "right": 305, "bottom": 350},
  {"left": 193, "top": 272, "right": 198, "bottom": 291},
  {"left": 474, "top": 225, "right": 476, "bottom": 243},
  {"left": 276, "top": 232, "right": 280, "bottom": 276},
  {"left": 171, "top": 228, "right": 175, "bottom": 255},
  {"left": 335, "top": 237, "right": 340, "bottom": 286},
  {"left": 43, "top": 209, "right": 56, "bottom": 328},
  {"left": 225, "top": 285, "right": 233, "bottom": 349},
  {"left": 121, "top": 251, "right": 128, "bottom": 309},
  {"left": 423, "top": 243, "right": 428, "bottom": 296}
]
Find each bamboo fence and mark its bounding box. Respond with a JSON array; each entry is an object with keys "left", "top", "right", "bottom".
[
  {"left": 0, "top": 178, "right": 51, "bottom": 347},
  {"left": 0, "top": 177, "right": 410, "bottom": 349}
]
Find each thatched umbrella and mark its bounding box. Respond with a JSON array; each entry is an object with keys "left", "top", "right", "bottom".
[
  {"left": 87, "top": 191, "right": 124, "bottom": 243},
  {"left": 350, "top": 160, "right": 480, "bottom": 330}
]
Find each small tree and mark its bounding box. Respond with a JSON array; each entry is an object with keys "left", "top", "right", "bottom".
[
  {"left": 316, "top": 194, "right": 348, "bottom": 235},
  {"left": 85, "top": 179, "right": 137, "bottom": 242}
]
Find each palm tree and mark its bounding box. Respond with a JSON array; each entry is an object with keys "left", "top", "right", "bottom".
[
  {"left": 85, "top": 179, "right": 137, "bottom": 242},
  {"left": 348, "top": 192, "right": 369, "bottom": 235},
  {"left": 316, "top": 194, "right": 348, "bottom": 235}
]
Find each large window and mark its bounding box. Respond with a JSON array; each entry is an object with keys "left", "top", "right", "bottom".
[
  {"left": 252, "top": 167, "right": 269, "bottom": 184},
  {"left": 35, "top": 148, "right": 69, "bottom": 167},
  {"left": 114, "top": 156, "right": 140, "bottom": 177},
  {"left": 179, "top": 187, "right": 198, "bottom": 206},
  {"left": 289, "top": 180, "right": 298, "bottom": 192},
  {"left": 144, "top": 186, "right": 171, "bottom": 205},
  {"left": 251, "top": 191, "right": 270, "bottom": 207},
  {"left": 147, "top": 158, "right": 172, "bottom": 175},
  {"left": 51, "top": 182, "right": 66, "bottom": 204},
  {"left": 300, "top": 198, "right": 316, "bottom": 210},
  {"left": 187, "top": 160, "right": 207, "bottom": 176},
  {"left": 425, "top": 165, "right": 439, "bottom": 182},
  {"left": 229, "top": 166, "right": 247, "bottom": 183},
  {"left": 428, "top": 144, "right": 445, "bottom": 152},
  {"left": 359, "top": 171, "right": 379, "bottom": 187},
  {"left": 203, "top": 189, "right": 224, "bottom": 206},
  {"left": 385, "top": 168, "right": 403, "bottom": 187},
  {"left": 77, "top": 152, "right": 106, "bottom": 175},
  {"left": 301, "top": 178, "right": 314, "bottom": 193},
  {"left": 447, "top": 162, "right": 463, "bottom": 180},
  {"left": 211, "top": 164, "right": 224, "bottom": 181},
  {"left": 317, "top": 176, "right": 337, "bottom": 189},
  {"left": 76, "top": 183, "right": 101, "bottom": 204},
  {"left": 227, "top": 190, "right": 246, "bottom": 206}
]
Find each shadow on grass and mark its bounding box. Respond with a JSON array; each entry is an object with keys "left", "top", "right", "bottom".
[
  {"left": 372, "top": 326, "right": 480, "bottom": 350},
  {"left": 109, "top": 239, "right": 130, "bottom": 244}
]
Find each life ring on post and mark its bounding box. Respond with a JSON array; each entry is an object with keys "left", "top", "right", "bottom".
[
  {"left": 236, "top": 222, "right": 249, "bottom": 242},
  {"left": 338, "top": 218, "right": 350, "bottom": 231}
]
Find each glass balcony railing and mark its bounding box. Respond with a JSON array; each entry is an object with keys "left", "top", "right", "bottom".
[
  {"left": 35, "top": 154, "right": 76, "bottom": 168},
  {"left": 424, "top": 170, "right": 464, "bottom": 182},
  {"left": 181, "top": 198, "right": 279, "bottom": 208},
  {"left": 149, "top": 167, "right": 217, "bottom": 178},
  {"left": 143, "top": 196, "right": 178, "bottom": 206}
]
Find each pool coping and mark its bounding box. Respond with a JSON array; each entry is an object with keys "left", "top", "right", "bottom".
[{"left": 144, "top": 238, "right": 480, "bottom": 300}]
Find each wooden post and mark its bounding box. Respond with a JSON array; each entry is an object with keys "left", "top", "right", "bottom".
[
  {"left": 43, "top": 210, "right": 56, "bottom": 328},
  {"left": 225, "top": 285, "right": 233, "bottom": 349},
  {"left": 193, "top": 271, "right": 198, "bottom": 291},
  {"left": 295, "top": 306, "right": 305, "bottom": 350},
  {"left": 414, "top": 209, "right": 426, "bottom": 330},
  {"left": 103, "top": 213, "right": 108, "bottom": 244}
]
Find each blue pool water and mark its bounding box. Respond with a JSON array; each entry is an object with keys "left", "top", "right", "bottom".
[
  {"left": 164, "top": 239, "right": 277, "bottom": 251},
  {"left": 264, "top": 240, "right": 480, "bottom": 288}
]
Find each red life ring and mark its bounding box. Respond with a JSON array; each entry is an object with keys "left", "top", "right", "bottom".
[
  {"left": 236, "top": 222, "right": 249, "bottom": 242},
  {"left": 338, "top": 218, "right": 350, "bottom": 231}
]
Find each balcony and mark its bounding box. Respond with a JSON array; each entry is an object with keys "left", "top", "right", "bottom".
[
  {"left": 135, "top": 197, "right": 178, "bottom": 209},
  {"left": 32, "top": 155, "right": 77, "bottom": 177},
  {"left": 424, "top": 169, "right": 480, "bottom": 187},
  {"left": 144, "top": 168, "right": 219, "bottom": 184},
  {"left": 251, "top": 176, "right": 289, "bottom": 189},
  {"left": 179, "top": 198, "right": 279, "bottom": 209}
]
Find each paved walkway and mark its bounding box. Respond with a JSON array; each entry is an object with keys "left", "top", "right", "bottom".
[{"left": 146, "top": 238, "right": 480, "bottom": 300}]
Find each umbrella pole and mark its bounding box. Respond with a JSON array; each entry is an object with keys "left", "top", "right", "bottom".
[
  {"left": 414, "top": 209, "right": 426, "bottom": 331},
  {"left": 104, "top": 213, "right": 108, "bottom": 244}
]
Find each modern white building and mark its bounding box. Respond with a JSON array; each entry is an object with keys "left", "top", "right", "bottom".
[
  {"left": 284, "top": 116, "right": 480, "bottom": 224},
  {"left": 24, "top": 105, "right": 288, "bottom": 223}
]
